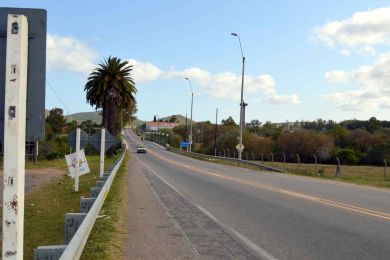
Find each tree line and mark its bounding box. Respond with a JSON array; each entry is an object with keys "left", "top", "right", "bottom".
[{"left": 157, "top": 116, "right": 390, "bottom": 166}]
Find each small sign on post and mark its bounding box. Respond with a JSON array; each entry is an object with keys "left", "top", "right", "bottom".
[{"left": 65, "top": 149, "right": 90, "bottom": 178}]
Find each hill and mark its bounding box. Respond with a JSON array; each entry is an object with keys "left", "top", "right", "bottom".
[
  {"left": 65, "top": 111, "right": 102, "bottom": 124},
  {"left": 159, "top": 114, "right": 195, "bottom": 125}
]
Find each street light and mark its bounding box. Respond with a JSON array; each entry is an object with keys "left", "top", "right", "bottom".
[
  {"left": 231, "top": 32, "right": 245, "bottom": 160},
  {"left": 185, "top": 77, "right": 194, "bottom": 152}
]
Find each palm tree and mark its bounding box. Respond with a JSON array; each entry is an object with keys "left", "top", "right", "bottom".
[{"left": 85, "top": 57, "right": 136, "bottom": 136}]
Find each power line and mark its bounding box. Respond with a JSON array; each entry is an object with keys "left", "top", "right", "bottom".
[{"left": 46, "top": 79, "right": 72, "bottom": 114}]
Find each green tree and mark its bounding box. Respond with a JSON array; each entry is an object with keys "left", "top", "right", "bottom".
[
  {"left": 169, "top": 115, "right": 178, "bottom": 123},
  {"left": 222, "top": 116, "right": 236, "bottom": 127},
  {"left": 46, "top": 108, "right": 66, "bottom": 135},
  {"left": 85, "top": 57, "right": 137, "bottom": 136}
]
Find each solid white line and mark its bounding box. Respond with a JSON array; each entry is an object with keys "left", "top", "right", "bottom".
[{"left": 136, "top": 156, "right": 277, "bottom": 260}]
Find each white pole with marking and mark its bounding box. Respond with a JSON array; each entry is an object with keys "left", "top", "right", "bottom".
[
  {"left": 2, "top": 14, "right": 28, "bottom": 260},
  {"left": 100, "top": 128, "right": 105, "bottom": 177},
  {"left": 75, "top": 127, "right": 80, "bottom": 192}
]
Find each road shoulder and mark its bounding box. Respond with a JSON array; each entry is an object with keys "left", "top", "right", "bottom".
[{"left": 126, "top": 152, "right": 198, "bottom": 259}]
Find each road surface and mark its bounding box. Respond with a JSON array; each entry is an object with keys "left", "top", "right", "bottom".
[{"left": 124, "top": 130, "right": 390, "bottom": 259}]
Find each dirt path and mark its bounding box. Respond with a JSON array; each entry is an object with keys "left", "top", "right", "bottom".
[{"left": 0, "top": 168, "right": 65, "bottom": 201}]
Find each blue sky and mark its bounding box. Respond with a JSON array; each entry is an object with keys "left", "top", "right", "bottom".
[{"left": 3, "top": 0, "right": 390, "bottom": 123}]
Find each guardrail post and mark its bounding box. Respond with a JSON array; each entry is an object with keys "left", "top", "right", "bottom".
[
  {"left": 90, "top": 187, "right": 102, "bottom": 198},
  {"left": 335, "top": 157, "right": 341, "bottom": 177},
  {"left": 384, "top": 159, "right": 387, "bottom": 179},
  {"left": 64, "top": 213, "right": 87, "bottom": 244},
  {"left": 34, "top": 245, "right": 66, "bottom": 260},
  {"left": 96, "top": 180, "right": 105, "bottom": 188},
  {"left": 80, "top": 198, "right": 96, "bottom": 213}
]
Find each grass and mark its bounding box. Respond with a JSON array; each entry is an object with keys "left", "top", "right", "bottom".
[
  {"left": 80, "top": 154, "right": 128, "bottom": 259},
  {"left": 260, "top": 161, "right": 390, "bottom": 188},
  {"left": 168, "top": 147, "right": 390, "bottom": 189},
  {"left": 0, "top": 154, "right": 120, "bottom": 259}
]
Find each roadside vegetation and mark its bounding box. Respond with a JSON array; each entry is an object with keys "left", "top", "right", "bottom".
[
  {"left": 141, "top": 116, "right": 390, "bottom": 188},
  {"left": 81, "top": 154, "right": 128, "bottom": 259},
  {"left": 0, "top": 154, "right": 119, "bottom": 259}
]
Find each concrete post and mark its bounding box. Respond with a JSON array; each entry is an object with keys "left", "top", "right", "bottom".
[
  {"left": 64, "top": 213, "right": 87, "bottom": 244},
  {"left": 2, "top": 14, "right": 28, "bottom": 260},
  {"left": 99, "top": 128, "right": 105, "bottom": 178},
  {"left": 75, "top": 127, "right": 80, "bottom": 192},
  {"left": 335, "top": 157, "right": 341, "bottom": 177}
]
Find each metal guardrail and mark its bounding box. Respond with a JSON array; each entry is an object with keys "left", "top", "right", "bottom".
[
  {"left": 165, "top": 146, "right": 284, "bottom": 173},
  {"left": 59, "top": 144, "right": 127, "bottom": 259}
]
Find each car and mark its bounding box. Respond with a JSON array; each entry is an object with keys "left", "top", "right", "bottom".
[{"left": 136, "top": 145, "right": 147, "bottom": 153}]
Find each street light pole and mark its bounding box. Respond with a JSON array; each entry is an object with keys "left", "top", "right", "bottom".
[
  {"left": 185, "top": 77, "right": 194, "bottom": 152},
  {"left": 214, "top": 108, "right": 218, "bottom": 156},
  {"left": 231, "top": 32, "right": 245, "bottom": 160}
]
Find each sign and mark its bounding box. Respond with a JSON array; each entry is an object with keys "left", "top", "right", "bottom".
[
  {"left": 180, "top": 141, "right": 190, "bottom": 148},
  {"left": 89, "top": 130, "right": 119, "bottom": 152},
  {"left": 236, "top": 144, "right": 245, "bottom": 151},
  {"left": 65, "top": 149, "right": 90, "bottom": 178},
  {"left": 68, "top": 129, "right": 88, "bottom": 149},
  {"left": 0, "top": 8, "right": 47, "bottom": 141}
]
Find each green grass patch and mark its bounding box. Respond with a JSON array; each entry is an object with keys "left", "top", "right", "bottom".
[
  {"left": 0, "top": 154, "right": 120, "bottom": 259},
  {"left": 81, "top": 154, "right": 128, "bottom": 259}
]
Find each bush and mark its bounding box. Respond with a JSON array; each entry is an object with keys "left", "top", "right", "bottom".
[{"left": 335, "top": 148, "right": 359, "bottom": 164}]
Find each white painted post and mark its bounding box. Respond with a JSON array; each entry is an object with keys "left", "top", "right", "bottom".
[
  {"left": 100, "top": 128, "right": 105, "bottom": 178},
  {"left": 2, "top": 14, "right": 28, "bottom": 260},
  {"left": 75, "top": 127, "right": 80, "bottom": 192}
]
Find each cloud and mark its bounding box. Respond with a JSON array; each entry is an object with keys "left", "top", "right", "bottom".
[
  {"left": 127, "top": 59, "right": 299, "bottom": 105},
  {"left": 358, "top": 45, "right": 376, "bottom": 56},
  {"left": 325, "top": 70, "right": 349, "bottom": 83},
  {"left": 326, "top": 53, "right": 390, "bottom": 110},
  {"left": 311, "top": 7, "right": 390, "bottom": 47},
  {"left": 339, "top": 49, "right": 352, "bottom": 56},
  {"left": 47, "top": 34, "right": 98, "bottom": 74}
]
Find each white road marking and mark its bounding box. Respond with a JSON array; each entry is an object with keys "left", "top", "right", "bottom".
[{"left": 134, "top": 152, "right": 277, "bottom": 260}]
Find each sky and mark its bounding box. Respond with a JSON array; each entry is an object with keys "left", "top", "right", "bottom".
[{"left": 2, "top": 0, "right": 390, "bottom": 123}]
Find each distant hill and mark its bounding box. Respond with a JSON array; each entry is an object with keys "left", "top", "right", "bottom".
[
  {"left": 65, "top": 111, "right": 102, "bottom": 124},
  {"left": 159, "top": 114, "right": 195, "bottom": 125}
]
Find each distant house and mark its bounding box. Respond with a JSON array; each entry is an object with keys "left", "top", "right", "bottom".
[{"left": 146, "top": 121, "right": 179, "bottom": 131}]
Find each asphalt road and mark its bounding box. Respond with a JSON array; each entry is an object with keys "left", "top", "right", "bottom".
[{"left": 124, "top": 130, "right": 390, "bottom": 260}]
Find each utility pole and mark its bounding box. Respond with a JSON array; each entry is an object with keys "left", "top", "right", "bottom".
[
  {"left": 231, "top": 32, "right": 245, "bottom": 160},
  {"left": 185, "top": 77, "right": 194, "bottom": 152},
  {"left": 2, "top": 14, "right": 28, "bottom": 260},
  {"left": 214, "top": 108, "right": 218, "bottom": 156}
]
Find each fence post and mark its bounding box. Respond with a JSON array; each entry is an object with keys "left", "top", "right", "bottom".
[
  {"left": 252, "top": 152, "right": 255, "bottom": 161},
  {"left": 271, "top": 152, "right": 274, "bottom": 165},
  {"left": 283, "top": 152, "right": 286, "bottom": 170},
  {"left": 314, "top": 154, "right": 318, "bottom": 175},
  {"left": 384, "top": 159, "right": 387, "bottom": 179},
  {"left": 227, "top": 149, "right": 230, "bottom": 158},
  {"left": 223, "top": 149, "right": 226, "bottom": 157},
  {"left": 335, "top": 157, "right": 341, "bottom": 177},
  {"left": 297, "top": 153, "right": 300, "bottom": 169}
]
